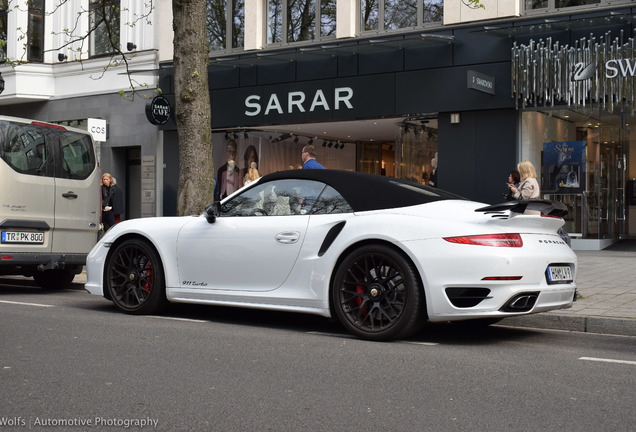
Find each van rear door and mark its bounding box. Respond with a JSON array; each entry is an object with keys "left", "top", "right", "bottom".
[
  {"left": 52, "top": 131, "right": 100, "bottom": 254},
  {"left": 0, "top": 120, "right": 55, "bottom": 256}
]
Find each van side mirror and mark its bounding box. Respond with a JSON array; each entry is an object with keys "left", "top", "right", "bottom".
[{"left": 204, "top": 202, "right": 221, "bottom": 223}]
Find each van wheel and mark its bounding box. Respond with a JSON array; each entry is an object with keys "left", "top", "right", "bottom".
[{"left": 33, "top": 269, "right": 76, "bottom": 290}]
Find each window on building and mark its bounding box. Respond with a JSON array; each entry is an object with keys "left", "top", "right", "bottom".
[
  {"left": 287, "top": 0, "right": 315, "bottom": 42},
  {"left": 267, "top": 0, "right": 334, "bottom": 45},
  {"left": 27, "top": 0, "right": 44, "bottom": 62},
  {"left": 320, "top": 0, "right": 336, "bottom": 38},
  {"left": 0, "top": 1, "right": 7, "bottom": 63},
  {"left": 525, "top": 0, "right": 601, "bottom": 10},
  {"left": 208, "top": 0, "right": 245, "bottom": 51},
  {"left": 422, "top": 0, "right": 443, "bottom": 24},
  {"left": 90, "top": 0, "right": 120, "bottom": 57},
  {"left": 361, "top": 0, "right": 442, "bottom": 32}
]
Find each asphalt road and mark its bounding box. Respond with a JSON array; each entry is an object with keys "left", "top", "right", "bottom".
[{"left": 1, "top": 280, "right": 635, "bottom": 432}]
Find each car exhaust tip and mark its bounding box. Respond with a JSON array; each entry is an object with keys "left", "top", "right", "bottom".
[{"left": 500, "top": 292, "right": 539, "bottom": 312}]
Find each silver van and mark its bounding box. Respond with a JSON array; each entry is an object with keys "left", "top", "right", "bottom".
[{"left": 0, "top": 116, "right": 100, "bottom": 289}]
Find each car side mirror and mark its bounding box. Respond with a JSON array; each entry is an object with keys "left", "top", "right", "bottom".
[{"left": 204, "top": 202, "right": 220, "bottom": 224}]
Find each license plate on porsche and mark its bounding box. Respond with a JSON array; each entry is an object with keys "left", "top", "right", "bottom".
[
  {"left": 1, "top": 231, "right": 44, "bottom": 244},
  {"left": 547, "top": 265, "right": 573, "bottom": 283}
]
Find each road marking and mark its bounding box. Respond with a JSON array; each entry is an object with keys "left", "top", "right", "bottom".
[
  {"left": 150, "top": 316, "right": 208, "bottom": 323},
  {"left": 405, "top": 341, "right": 439, "bottom": 346},
  {"left": 579, "top": 357, "right": 636, "bottom": 366},
  {"left": 0, "top": 300, "right": 54, "bottom": 307}
]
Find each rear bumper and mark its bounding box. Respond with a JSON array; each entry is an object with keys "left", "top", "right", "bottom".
[
  {"left": 0, "top": 253, "right": 86, "bottom": 275},
  {"left": 402, "top": 235, "right": 578, "bottom": 321}
]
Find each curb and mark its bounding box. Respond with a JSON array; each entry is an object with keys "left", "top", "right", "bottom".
[{"left": 499, "top": 314, "right": 636, "bottom": 337}]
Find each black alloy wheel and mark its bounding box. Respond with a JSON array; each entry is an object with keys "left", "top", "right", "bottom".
[
  {"left": 106, "top": 238, "right": 167, "bottom": 314},
  {"left": 332, "top": 244, "right": 425, "bottom": 341}
]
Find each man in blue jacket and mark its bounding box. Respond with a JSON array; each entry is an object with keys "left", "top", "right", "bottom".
[{"left": 301, "top": 145, "right": 325, "bottom": 169}]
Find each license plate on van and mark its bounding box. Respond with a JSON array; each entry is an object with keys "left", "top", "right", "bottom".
[
  {"left": 1, "top": 231, "right": 44, "bottom": 244},
  {"left": 547, "top": 265, "right": 573, "bottom": 283}
]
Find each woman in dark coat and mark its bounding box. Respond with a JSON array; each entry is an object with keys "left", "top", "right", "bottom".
[{"left": 101, "top": 172, "right": 124, "bottom": 231}]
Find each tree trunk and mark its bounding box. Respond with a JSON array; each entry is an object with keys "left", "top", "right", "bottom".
[{"left": 173, "top": 0, "right": 214, "bottom": 216}]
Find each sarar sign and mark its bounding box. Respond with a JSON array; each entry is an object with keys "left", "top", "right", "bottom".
[{"left": 244, "top": 87, "right": 354, "bottom": 117}]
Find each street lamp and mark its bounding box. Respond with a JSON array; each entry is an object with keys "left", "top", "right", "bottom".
[{"left": 0, "top": 72, "right": 4, "bottom": 95}]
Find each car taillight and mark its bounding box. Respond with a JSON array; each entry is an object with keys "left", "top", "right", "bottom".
[{"left": 443, "top": 233, "right": 523, "bottom": 247}]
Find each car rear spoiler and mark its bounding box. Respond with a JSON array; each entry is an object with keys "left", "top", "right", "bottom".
[{"left": 475, "top": 200, "right": 568, "bottom": 218}]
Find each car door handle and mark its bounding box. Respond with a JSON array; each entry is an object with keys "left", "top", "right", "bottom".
[
  {"left": 62, "top": 191, "right": 78, "bottom": 199},
  {"left": 275, "top": 231, "right": 300, "bottom": 244}
]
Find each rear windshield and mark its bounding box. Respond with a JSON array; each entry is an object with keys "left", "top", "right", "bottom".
[{"left": 0, "top": 120, "right": 96, "bottom": 180}]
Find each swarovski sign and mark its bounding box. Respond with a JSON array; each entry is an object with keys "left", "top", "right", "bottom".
[
  {"left": 605, "top": 59, "right": 636, "bottom": 79},
  {"left": 571, "top": 59, "right": 636, "bottom": 81},
  {"left": 512, "top": 34, "right": 636, "bottom": 111}
]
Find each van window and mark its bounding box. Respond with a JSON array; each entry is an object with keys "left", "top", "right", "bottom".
[
  {"left": 58, "top": 133, "right": 96, "bottom": 180},
  {"left": 0, "top": 120, "right": 95, "bottom": 179},
  {"left": 0, "top": 121, "right": 50, "bottom": 176}
]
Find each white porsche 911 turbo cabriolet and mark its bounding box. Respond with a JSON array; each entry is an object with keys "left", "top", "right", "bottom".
[{"left": 86, "top": 169, "right": 576, "bottom": 341}]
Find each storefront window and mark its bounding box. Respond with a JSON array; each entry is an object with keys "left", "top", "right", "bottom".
[
  {"left": 355, "top": 118, "right": 438, "bottom": 186},
  {"left": 396, "top": 119, "right": 438, "bottom": 185},
  {"left": 212, "top": 130, "right": 355, "bottom": 185},
  {"left": 522, "top": 109, "right": 634, "bottom": 240},
  {"left": 207, "top": 0, "right": 244, "bottom": 51}
]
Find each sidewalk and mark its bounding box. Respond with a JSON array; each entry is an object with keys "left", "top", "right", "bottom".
[
  {"left": 74, "top": 244, "right": 636, "bottom": 337},
  {"left": 500, "top": 243, "right": 636, "bottom": 336}
]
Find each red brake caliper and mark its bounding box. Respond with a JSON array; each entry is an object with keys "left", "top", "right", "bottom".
[{"left": 143, "top": 262, "right": 153, "bottom": 292}]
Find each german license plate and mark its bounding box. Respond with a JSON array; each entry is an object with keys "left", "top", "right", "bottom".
[
  {"left": 547, "top": 265, "right": 573, "bottom": 282},
  {"left": 1, "top": 231, "right": 44, "bottom": 244}
]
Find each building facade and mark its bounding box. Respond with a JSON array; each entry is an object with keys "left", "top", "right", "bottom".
[
  {"left": 0, "top": 0, "right": 170, "bottom": 221},
  {"left": 2, "top": 1, "right": 635, "bottom": 249}
]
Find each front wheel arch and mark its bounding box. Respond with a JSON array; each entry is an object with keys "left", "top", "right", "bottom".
[
  {"left": 102, "top": 234, "right": 163, "bottom": 301},
  {"left": 103, "top": 235, "right": 167, "bottom": 314}
]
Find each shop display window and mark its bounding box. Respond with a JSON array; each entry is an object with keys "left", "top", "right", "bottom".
[{"left": 522, "top": 110, "right": 634, "bottom": 240}]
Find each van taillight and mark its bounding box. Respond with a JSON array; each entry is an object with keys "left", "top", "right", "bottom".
[{"left": 31, "top": 121, "right": 66, "bottom": 130}]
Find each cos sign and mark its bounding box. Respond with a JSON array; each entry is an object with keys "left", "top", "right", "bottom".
[
  {"left": 145, "top": 95, "right": 172, "bottom": 125},
  {"left": 87, "top": 118, "right": 107, "bottom": 142}
]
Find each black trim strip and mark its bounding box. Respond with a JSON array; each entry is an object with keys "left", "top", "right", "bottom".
[
  {"left": 318, "top": 221, "right": 346, "bottom": 257},
  {"left": 0, "top": 220, "right": 50, "bottom": 231}
]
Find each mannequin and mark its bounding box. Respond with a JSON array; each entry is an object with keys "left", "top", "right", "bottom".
[
  {"left": 244, "top": 162, "right": 260, "bottom": 186},
  {"left": 217, "top": 140, "right": 241, "bottom": 198},
  {"left": 429, "top": 157, "right": 438, "bottom": 187}
]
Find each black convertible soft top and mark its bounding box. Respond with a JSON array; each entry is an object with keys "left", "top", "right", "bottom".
[{"left": 259, "top": 169, "right": 464, "bottom": 213}]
